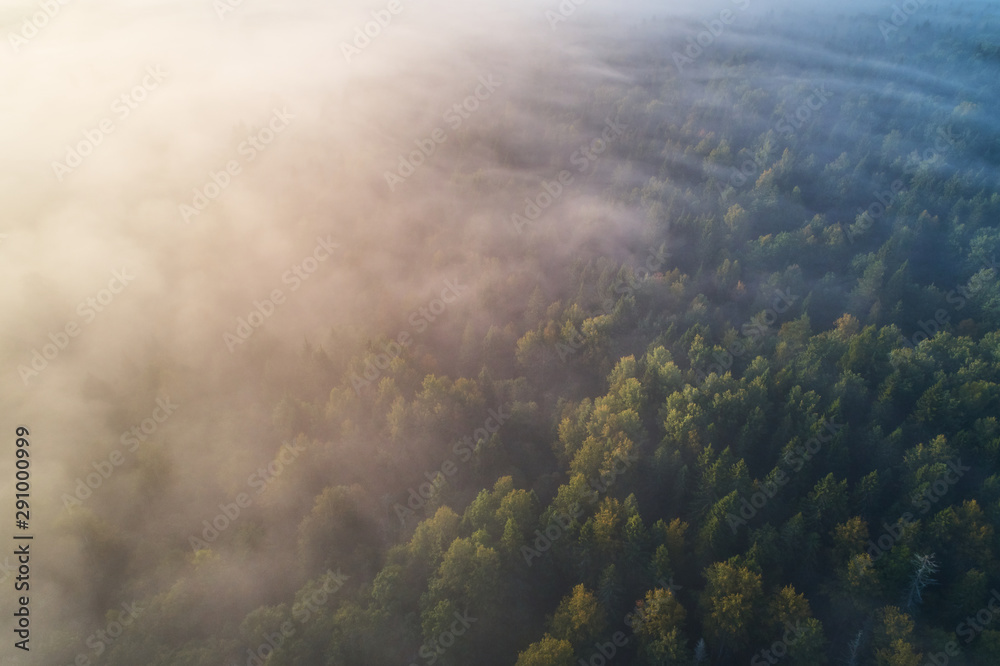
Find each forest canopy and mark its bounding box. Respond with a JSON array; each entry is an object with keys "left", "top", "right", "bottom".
[{"left": 10, "top": 0, "right": 1000, "bottom": 665}]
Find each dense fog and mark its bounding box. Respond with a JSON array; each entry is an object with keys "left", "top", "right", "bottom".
[{"left": 1, "top": 0, "right": 999, "bottom": 664}]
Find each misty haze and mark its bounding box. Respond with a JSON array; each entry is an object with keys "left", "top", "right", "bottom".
[{"left": 2, "top": 0, "right": 1000, "bottom": 664}]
